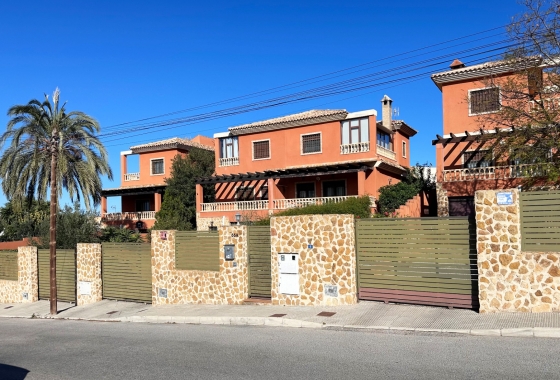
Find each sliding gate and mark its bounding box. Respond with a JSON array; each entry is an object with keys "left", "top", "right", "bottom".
[
  {"left": 356, "top": 217, "right": 478, "bottom": 309},
  {"left": 38, "top": 249, "right": 76, "bottom": 303}
]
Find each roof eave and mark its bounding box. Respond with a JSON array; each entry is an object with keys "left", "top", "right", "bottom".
[{"left": 228, "top": 113, "right": 348, "bottom": 136}]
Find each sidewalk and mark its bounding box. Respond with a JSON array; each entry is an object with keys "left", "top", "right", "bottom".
[{"left": 2, "top": 299, "right": 560, "bottom": 338}]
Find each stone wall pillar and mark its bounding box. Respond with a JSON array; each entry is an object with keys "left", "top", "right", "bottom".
[
  {"left": 76, "top": 243, "right": 102, "bottom": 306},
  {"left": 436, "top": 183, "right": 449, "bottom": 217},
  {"left": 270, "top": 215, "right": 357, "bottom": 306},
  {"left": 17, "top": 246, "right": 38, "bottom": 303},
  {"left": 476, "top": 189, "right": 560, "bottom": 313},
  {"left": 152, "top": 230, "right": 176, "bottom": 305}
]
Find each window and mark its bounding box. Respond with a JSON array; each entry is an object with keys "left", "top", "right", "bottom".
[
  {"left": 253, "top": 140, "right": 270, "bottom": 160},
  {"left": 469, "top": 87, "right": 500, "bottom": 115},
  {"left": 296, "top": 183, "right": 315, "bottom": 198},
  {"left": 322, "top": 180, "right": 346, "bottom": 197},
  {"left": 402, "top": 141, "right": 407, "bottom": 158},
  {"left": 136, "top": 200, "right": 150, "bottom": 212},
  {"left": 377, "top": 130, "right": 392, "bottom": 150},
  {"left": 463, "top": 150, "right": 493, "bottom": 168},
  {"left": 341, "top": 118, "right": 369, "bottom": 145},
  {"left": 220, "top": 137, "right": 239, "bottom": 158},
  {"left": 151, "top": 158, "right": 164, "bottom": 175},
  {"left": 301, "top": 133, "right": 321, "bottom": 154},
  {"left": 235, "top": 186, "right": 254, "bottom": 201}
]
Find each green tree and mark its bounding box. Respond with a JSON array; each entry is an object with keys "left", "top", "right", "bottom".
[
  {"left": 100, "top": 226, "right": 144, "bottom": 243},
  {"left": 0, "top": 89, "right": 112, "bottom": 314},
  {"left": 478, "top": 0, "right": 560, "bottom": 186},
  {"left": 0, "top": 200, "right": 49, "bottom": 241},
  {"left": 154, "top": 148, "right": 215, "bottom": 230}
]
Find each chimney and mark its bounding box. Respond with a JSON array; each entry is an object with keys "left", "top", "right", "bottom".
[
  {"left": 450, "top": 59, "right": 465, "bottom": 70},
  {"left": 381, "top": 95, "right": 393, "bottom": 129}
]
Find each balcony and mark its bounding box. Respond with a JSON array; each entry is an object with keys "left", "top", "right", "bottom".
[
  {"left": 340, "top": 142, "right": 370, "bottom": 155},
  {"left": 219, "top": 157, "right": 239, "bottom": 167},
  {"left": 442, "top": 164, "right": 551, "bottom": 182},
  {"left": 102, "top": 211, "right": 156, "bottom": 221},
  {"left": 200, "top": 195, "right": 376, "bottom": 212},
  {"left": 124, "top": 173, "right": 140, "bottom": 181},
  {"left": 376, "top": 145, "right": 396, "bottom": 160}
]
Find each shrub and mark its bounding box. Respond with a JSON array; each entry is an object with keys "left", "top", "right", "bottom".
[{"left": 251, "top": 196, "right": 372, "bottom": 226}]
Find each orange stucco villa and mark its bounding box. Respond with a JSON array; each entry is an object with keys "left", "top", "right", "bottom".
[
  {"left": 100, "top": 135, "right": 214, "bottom": 230},
  {"left": 194, "top": 95, "right": 417, "bottom": 229}
]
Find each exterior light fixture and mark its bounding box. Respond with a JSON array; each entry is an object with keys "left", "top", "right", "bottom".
[{"left": 235, "top": 213, "right": 241, "bottom": 225}]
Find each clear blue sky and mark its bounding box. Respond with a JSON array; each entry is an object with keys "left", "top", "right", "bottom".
[{"left": 0, "top": 0, "right": 524, "bottom": 212}]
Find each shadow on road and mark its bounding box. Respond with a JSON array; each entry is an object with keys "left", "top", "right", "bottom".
[{"left": 0, "top": 363, "right": 29, "bottom": 380}]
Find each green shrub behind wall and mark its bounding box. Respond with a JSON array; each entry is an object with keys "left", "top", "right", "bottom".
[{"left": 252, "top": 195, "right": 372, "bottom": 225}]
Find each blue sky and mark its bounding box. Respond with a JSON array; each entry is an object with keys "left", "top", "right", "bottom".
[{"left": 0, "top": 0, "right": 524, "bottom": 211}]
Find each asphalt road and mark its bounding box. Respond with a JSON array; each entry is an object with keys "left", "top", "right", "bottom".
[{"left": 0, "top": 319, "right": 558, "bottom": 380}]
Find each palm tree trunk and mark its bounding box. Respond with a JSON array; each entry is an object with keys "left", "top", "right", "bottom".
[{"left": 49, "top": 133, "right": 58, "bottom": 315}]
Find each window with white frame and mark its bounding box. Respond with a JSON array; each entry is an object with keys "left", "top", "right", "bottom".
[
  {"left": 377, "top": 130, "right": 392, "bottom": 150},
  {"left": 402, "top": 141, "right": 407, "bottom": 158},
  {"left": 469, "top": 87, "right": 500, "bottom": 115},
  {"left": 341, "top": 118, "right": 369, "bottom": 145},
  {"left": 253, "top": 140, "right": 270, "bottom": 160},
  {"left": 151, "top": 158, "right": 164, "bottom": 175},
  {"left": 220, "top": 136, "right": 239, "bottom": 158},
  {"left": 301, "top": 133, "right": 321, "bottom": 154}
]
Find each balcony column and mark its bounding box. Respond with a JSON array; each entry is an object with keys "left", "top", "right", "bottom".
[
  {"left": 101, "top": 196, "right": 107, "bottom": 217},
  {"left": 267, "top": 178, "right": 275, "bottom": 211},
  {"left": 196, "top": 184, "right": 203, "bottom": 214},
  {"left": 154, "top": 192, "right": 162, "bottom": 212},
  {"left": 357, "top": 170, "right": 366, "bottom": 196},
  {"left": 436, "top": 144, "right": 444, "bottom": 182},
  {"left": 120, "top": 151, "right": 129, "bottom": 185}
]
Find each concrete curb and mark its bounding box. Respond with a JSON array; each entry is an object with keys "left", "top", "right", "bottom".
[{"left": 3, "top": 314, "right": 560, "bottom": 338}]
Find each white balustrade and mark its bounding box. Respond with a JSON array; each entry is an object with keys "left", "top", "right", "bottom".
[
  {"left": 443, "top": 164, "right": 550, "bottom": 182},
  {"left": 124, "top": 172, "right": 140, "bottom": 181},
  {"left": 219, "top": 157, "right": 240, "bottom": 167},
  {"left": 200, "top": 200, "right": 268, "bottom": 212},
  {"left": 376, "top": 145, "right": 396, "bottom": 160},
  {"left": 340, "top": 142, "right": 370, "bottom": 155},
  {"left": 200, "top": 196, "right": 377, "bottom": 212},
  {"left": 102, "top": 211, "right": 156, "bottom": 221}
]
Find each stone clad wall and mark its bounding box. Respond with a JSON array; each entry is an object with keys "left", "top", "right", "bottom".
[
  {"left": 270, "top": 215, "right": 357, "bottom": 306},
  {"left": 76, "top": 243, "right": 102, "bottom": 306},
  {"left": 152, "top": 227, "right": 248, "bottom": 305},
  {"left": 476, "top": 189, "right": 560, "bottom": 313},
  {"left": 0, "top": 247, "right": 38, "bottom": 303}
]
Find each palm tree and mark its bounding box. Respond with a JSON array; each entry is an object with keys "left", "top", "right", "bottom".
[{"left": 0, "top": 88, "right": 112, "bottom": 314}]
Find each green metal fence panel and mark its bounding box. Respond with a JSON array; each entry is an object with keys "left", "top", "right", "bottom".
[
  {"left": 356, "top": 217, "right": 478, "bottom": 309},
  {"left": 247, "top": 226, "right": 271, "bottom": 299},
  {"left": 102, "top": 243, "right": 152, "bottom": 303},
  {"left": 521, "top": 190, "right": 560, "bottom": 252},
  {"left": 175, "top": 231, "right": 219, "bottom": 271},
  {"left": 38, "top": 249, "right": 76, "bottom": 303},
  {"left": 0, "top": 250, "right": 18, "bottom": 281}
]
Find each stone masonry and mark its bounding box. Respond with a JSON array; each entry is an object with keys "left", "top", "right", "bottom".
[
  {"left": 270, "top": 215, "right": 357, "bottom": 306},
  {"left": 476, "top": 189, "right": 560, "bottom": 313},
  {"left": 152, "top": 227, "right": 248, "bottom": 305},
  {"left": 436, "top": 182, "right": 449, "bottom": 217},
  {"left": 76, "top": 243, "right": 102, "bottom": 306},
  {"left": 0, "top": 246, "right": 38, "bottom": 303}
]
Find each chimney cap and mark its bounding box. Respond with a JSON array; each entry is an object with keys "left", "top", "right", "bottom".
[
  {"left": 450, "top": 59, "right": 465, "bottom": 69},
  {"left": 381, "top": 94, "right": 393, "bottom": 103}
]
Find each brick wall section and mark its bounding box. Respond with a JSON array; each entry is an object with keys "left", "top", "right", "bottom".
[
  {"left": 476, "top": 189, "right": 560, "bottom": 313},
  {"left": 270, "top": 215, "right": 357, "bottom": 306},
  {"left": 0, "top": 247, "right": 38, "bottom": 303},
  {"left": 151, "top": 227, "right": 248, "bottom": 305},
  {"left": 76, "top": 243, "right": 102, "bottom": 306}
]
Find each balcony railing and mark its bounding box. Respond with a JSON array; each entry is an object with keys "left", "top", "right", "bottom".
[
  {"left": 340, "top": 142, "right": 370, "bottom": 154},
  {"left": 124, "top": 173, "right": 140, "bottom": 181},
  {"left": 219, "top": 157, "right": 239, "bottom": 167},
  {"left": 442, "top": 164, "right": 551, "bottom": 182},
  {"left": 200, "top": 195, "right": 376, "bottom": 213},
  {"left": 376, "top": 145, "right": 396, "bottom": 160},
  {"left": 102, "top": 211, "right": 156, "bottom": 221}
]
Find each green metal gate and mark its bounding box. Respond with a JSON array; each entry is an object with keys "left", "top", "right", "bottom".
[
  {"left": 356, "top": 217, "right": 478, "bottom": 309},
  {"left": 102, "top": 243, "right": 152, "bottom": 303},
  {"left": 175, "top": 231, "right": 219, "bottom": 271},
  {"left": 247, "top": 226, "right": 272, "bottom": 299},
  {"left": 38, "top": 249, "right": 76, "bottom": 303},
  {"left": 0, "top": 250, "right": 18, "bottom": 281}
]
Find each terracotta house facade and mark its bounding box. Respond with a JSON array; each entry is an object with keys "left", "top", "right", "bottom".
[
  {"left": 101, "top": 136, "right": 214, "bottom": 230},
  {"left": 431, "top": 58, "right": 552, "bottom": 216},
  {"left": 195, "top": 96, "right": 417, "bottom": 229}
]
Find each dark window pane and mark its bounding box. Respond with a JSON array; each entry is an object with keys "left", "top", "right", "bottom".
[
  {"left": 470, "top": 88, "right": 500, "bottom": 114},
  {"left": 448, "top": 197, "right": 475, "bottom": 217},
  {"left": 151, "top": 159, "right": 164, "bottom": 174},
  {"left": 302, "top": 133, "right": 321, "bottom": 154}
]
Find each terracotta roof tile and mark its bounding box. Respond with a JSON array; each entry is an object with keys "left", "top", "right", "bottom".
[{"left": 130, "top": 137, "right": 214, "bottom": 153}]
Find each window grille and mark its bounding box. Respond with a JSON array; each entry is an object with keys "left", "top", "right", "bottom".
[
  {"left": 151, "top": 159, "right": 164, "bottom": 174},
  {"left": 470, "top": 88, "right": 500, "bottom": 114},
  {"left": 253, "top": 140, "right": 270, "bottom": 159},
  {"left": 302, "top": 133, "right": 321, "bottom": 154}
]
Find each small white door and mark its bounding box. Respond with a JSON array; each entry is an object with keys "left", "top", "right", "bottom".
[{"left": 279, "top": 273, "right": 300, "bottom": 295}]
